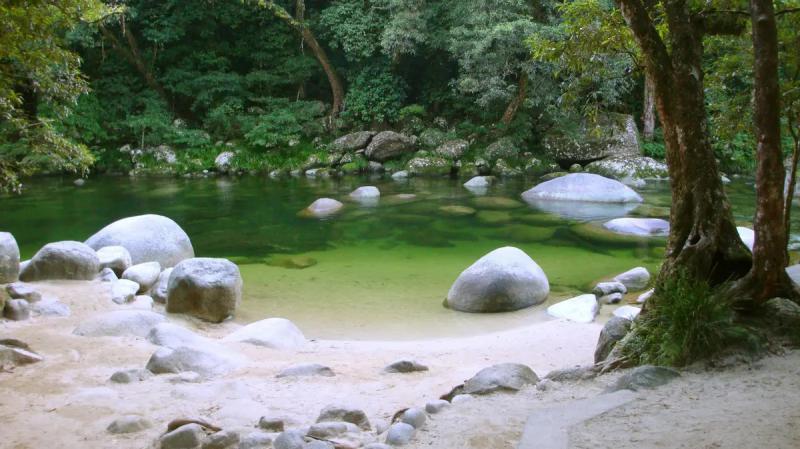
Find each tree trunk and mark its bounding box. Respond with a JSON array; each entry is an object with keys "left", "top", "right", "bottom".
[
  {"left": 786, "top": 117, "right": 800, "bottom": 255},
  {"left": 642, "top": 70, "right": 656, "bottom": 141},
  {"left": 617, "top": 0, "right": 751, "bottom": 288},
  {"left": 731, "top": 0, "right": 794, "bottom": 302},
  {"left": 501, "top": 72, "right": 528, "bottom": 126}
]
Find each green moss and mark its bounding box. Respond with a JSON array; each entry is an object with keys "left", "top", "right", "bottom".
[{"left": 570, "top": 223, "right": 666, "bottom": 248}]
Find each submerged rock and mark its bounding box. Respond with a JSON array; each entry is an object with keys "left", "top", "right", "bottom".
[
  {"left": 472, "top": 196, "right": 523, "bottom": 210},
  {"left": 602, "top": 217, "right": 669, "bottom": 236},
  {"left": 85, "top": 214, "right": 194, "bottom": 267},
  {"left": 302, "top": 198, "right": 344, "bottom": 218},
  {"left": 446, "top": 247, "right": 549, "bottom": 313},
  {"left": 463, "top": 363, "right": 539, "bottom": 395},
  {"left": 349, "top": 186, "right": 380, "bottom": 200},
  {"left": 438, "top": 205, "right": 476, "bottom": 217},
  {"left": 265, "top": 256, "right": 317, "bottom": 270},
  {"left": 547, "top": 294, "right": 599, "bottom": 323},
  {"left": 0, "top": 232, "right": 20, "bottom": 283},
  {"left": 19, "top": 241, "right": 99, "bottom": 281},
  {"left": 224, "top": 318, "right": 306, "bottom": 349},
  {"left": 166, "top": 258, "right": 242, "bottom": 323},
  {"left": 521, "top": 173, "right": 643, "bottom": 204}
]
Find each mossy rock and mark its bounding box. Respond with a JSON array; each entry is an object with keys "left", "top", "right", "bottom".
[
  {"left": 495, "top": 224, "right": 557, "bottom": 243},
  {"left": 472, "top": 196, "right": 524, "bottom": 210},
  {"left": 570, "top": 223, "right": 666, "bottom": 247},
  {"left": 631, "top": 204, "right": 671, "bottom": 219},
  {"left": 228, "top": 255, "right": 268, "bottom": 265},
  {"left": 476, "top": 210, "right": 514, "bottom": 226},
  {"left": 439, "top": 205, "right": 477, "bottom": 217},
  {"left": 539, "top": 171, "right": 569, "bottom": 181},
  {"left": 517, "top": 213, "right": 567, "bottom": 227},
  {"left": 265, "top": 255, "right": 318, "bottom": 269},
  {"left": 387, "top": 213, "right": 434, "bottom": 225}
]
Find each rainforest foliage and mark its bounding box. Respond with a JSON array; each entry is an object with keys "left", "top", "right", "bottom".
[{"left": 1, "top": 0, "right": 799, "bottom": 191}]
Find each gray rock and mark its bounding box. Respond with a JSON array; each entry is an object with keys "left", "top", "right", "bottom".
[
  {"left": 6, "top": 282, "right": 42, "bottom": 302},
  {"left": 399, "top": 408, "right": 426, "bottom": 429},
  {"left": 131, "top": 295, "right": 154, "bottom": 309},
  {"left": 0, "top": 340, "right": 42, "bottom": 366},
  {"left": 96, "top": 245, "right": 132, "bottom": 276},
  {"left": 110, "top": 368, "right": 153, "bottom": 383},
  {"left": 148, "top": 322, "right": 215, "bottom": 349},
  {"left": 30, "top": 297, "right": 70, "bottom": 316},
  {"left": 544, "top": 365, "right": 598, "bottom": 382},
  {"left": 391, "top": 170, "right": 409, "bottom": 180},
  {"left": 425, "top": 400, "right": 450, "bottom": 414},
  {"left": 600, "top": 293, "right": 623, "bottom": 304},
  {"left": 111, "top": 279, "right": 140, "bottom": 304},
  {"left": 602, "top": 218, "right": 670, "bottom": 236},
  {"left": 97, "top": 267, "right": 118, "bottom": 282},
  {"left": 484, "top": 138, "right": 519, "bottom": 161},
  {"left": 406, "top": 156, "right": 451, "bottom": 176},
  {"left": 303, "top": 198, "right": 344, "bottom": 218},
  {"left": 546, "top": 294, "right": 599, "bottom": 323},
  {"left": 332, "top": 131, "right": 376, "bottom": 152},
  {"left": 385, "top": 423, "right": 415, "bottom": 446},
  {"left": 384, "top": 360, "right": 429, "bottom": 374},
  {"left": 166, "top": 258, "right": 242, "bottom": 323},
  {"left": 316, "top": 405, "right": 371, "bottom": 431},
  {"left": 224, "top": 318, "right": 305, "bottom": 349},
  {"left": 160, "top": 423, "right": 205, "bottom": 449},
  {"left": 85, "top": 214, "right": 195, "bottom": 267},
  {"left": 463, "top": 363, "right": 539, "bottom": 395},
  {"left": 434, "top": 139, "right": 469, "bottom": 160},
  {"left": 368, "top": 161, "right": 384, "bottom": 173},
  {"left": 238, "top": 431, "right": 274, "bottom": 449},
  {"left": 543, "top": 113, "right": 641, "bottom": 165},
  {"left": 613, "top": 267, "right": 650, "bottom": 291},
  {"left": 215, "top": 151, "right": 235, "bottom": 173},
  {"left": 273, "top": 430, "right": 306, "bottom": 449},
  {"left": 450, "top": 394, "right": 474, "bottom": 404},
  {"left": 446, "top": 247, "right": 549, "bottom": 313},
  {"left": 122, "top": 261, "right": 162, "bottom": 293},
  {"left": 365, "top": 131, "right": 416, "bottom": 162},
  {"left": 202, "top": 430, "right": 240, "bottom": 449},
  {"left": 637, "top": 289, "right": 654, "bottom": 304},
  {"left": 764, "top": 297, "right": 800, "bottom": 328},
  {"left": 594, "top": 316, "right": 633, "bottom": 364},
  {"left": 307, "top": 421, "right": 359, "bottom": 439},
  {"left": 607, "top": 365, "right": 681, "bottom": 392},
  {"left": 169, "top": 371, "right": 203, "bottom": 383},
  {"left": 151, "top": 268, "right": 174, "bottom": 304},
  {"left": 0, "top": 232, "right": 20, "bottom": 283},
  {"left": 277, "top": 363, "right": 335, "bottom": 378},
  {"left": 146, "top": 345, "right": 243, "bottom": 377},
  {"left": 521, "top": 173, "right": 643, "bottom": 204},
  {"left": 349, "top": 186, "right": 380, "bottom": 200},
  {"left": 19, "top": 241, "right": 99, "bottom": 281},
  {"left": 585, "top": 156, "right": 668, "bottom": 180},
  {"left": 3, "top": 299, "right": 30, "bottom": 321},
  {"left": 73, "top": 310, "right": 164, "bottom": 337},
  {"left": 463, "top": 176, "right": 493, "bottom": 189},
  {"left": 593, "top": 281, "right": 627, "bottom": 297},
  {"left": 257, "top": 417, "right": 285, "bottom": 432},
  {"left": 106, "top": 415, "right": 152, "bottom": 434}
]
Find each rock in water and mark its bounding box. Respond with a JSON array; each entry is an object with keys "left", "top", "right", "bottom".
[
  {"left": 302, "top": 198, "right": 344, "bottom": 218},
  {"left": 602, "top": 218, "right": 669, "bottom": 236},
  {"left": 316, "top": 405, "right": 371, "bottom": 431},
  {"left": 224, "top": 318, "right": 305, "bottom": 349},
  {"left": 463, "top": 176, "right": 493, "bottom": 189},
  {"left": 349, "top": 186, "right": 380, "bottom": 200},
  {"left": 19, "top": 241, "right": 99, "bottom": 281},
  {"left": 84, "top": 214, "right": 194, "bottom": 267},
  {"left": 546, "top": 295, "right": 599, "bottom": 323},
  {"left": 364, "top": 131, "right": 416, "bottom": 162},
  {"left": 446, "top": 247, "right": 549, "bottom": 313},
  {"left": 613, "top": 267, "right": 650, "bottom": 291},
  {"left": 607, "top": 365, "right": 680, "bottom": 392},
  {"left": 166, "top": 258, "right": 242, "bottom": 323},
  {"left": 276, "top": 363, "right": 335, "bottom": 378},
  {"left": 595, "top": 316, "right": 632, "bottom": 364},
  {"left": 0, "top": 232, "right": 20, "bottom": 283},
  {"left": 737, "top": 226, "right": 755, "bottom": 251},
  {"left": 73, "top": 310, "right": 164, "bottom": 337},
  {"left": 463, "top": 363, "right": 539, "bottom": 395},
  {"left": 121, "top": 261, "right": 161, "bottom": 293},
  {"left": 521, "top": 173, "right": 643, "bottom": 203},
  {"left": 96, "top": 245, "right": 132, "bottom": 276}
]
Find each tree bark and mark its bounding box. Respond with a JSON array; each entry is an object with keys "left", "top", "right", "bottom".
[
  {"left": 501, "top": 72, "right": 528, "bottom": 126},
  {"left": 642, "top": 70, "right": 656, "bottom": 141},
  {"left": 786, "top": 116, "right": 800, "bottom": 255},
  {"left": 730, "top": 0, "right": 794, "bottom": 302},
  {"left": 616, "top": 0, "right": 751, "bottom": 288}
]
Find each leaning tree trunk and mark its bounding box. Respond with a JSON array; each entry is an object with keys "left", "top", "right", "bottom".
[
  {"left": 617, "top": 0, "right": 752, "bottom": 288},
  {"left": 786, "top": 116, "right": 800, "bottom": 255},
  {"left": 642, "top": 71, "right": 656, "bottom": 141},
  {"left": 501, "top": 72, "right": 529, "bottom": 126},
  {"left": 730, "top": 0, "right": 794, "bottom": 302}
]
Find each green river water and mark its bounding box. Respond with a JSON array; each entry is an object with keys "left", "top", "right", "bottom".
[{"left": 0, "top": 175, "right": 787, "bottom": 339}]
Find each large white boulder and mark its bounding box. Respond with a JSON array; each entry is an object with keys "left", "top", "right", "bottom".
[
  {"left": 446, "top": 247, "right": 549, "bottom": 313},
  {"left": 737, "top": 226, "right": 755, "bottom": 251},
  {"left": 224, "top": 318, "right": 306, "bottom": 349},
  {"left": 521, "top": 173, "right": 643, "bottom": 203},
  {"left": 19, "top": 241, "right": 99, "bottom": 281},
  {"left": 602, "top": 218, "right": 670, "bottom": 237},
  {"left": 0, "top": 232, "right": 20, "bottom": 283},
  {"left": 166, "top": 258, "right": 242, "bottom": 323},
  {"left": 85, "top": 214, "right": 194, "bottom": 268},
  {"left": 547, "top": 294, "right": 599, "bottom": 323}
]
